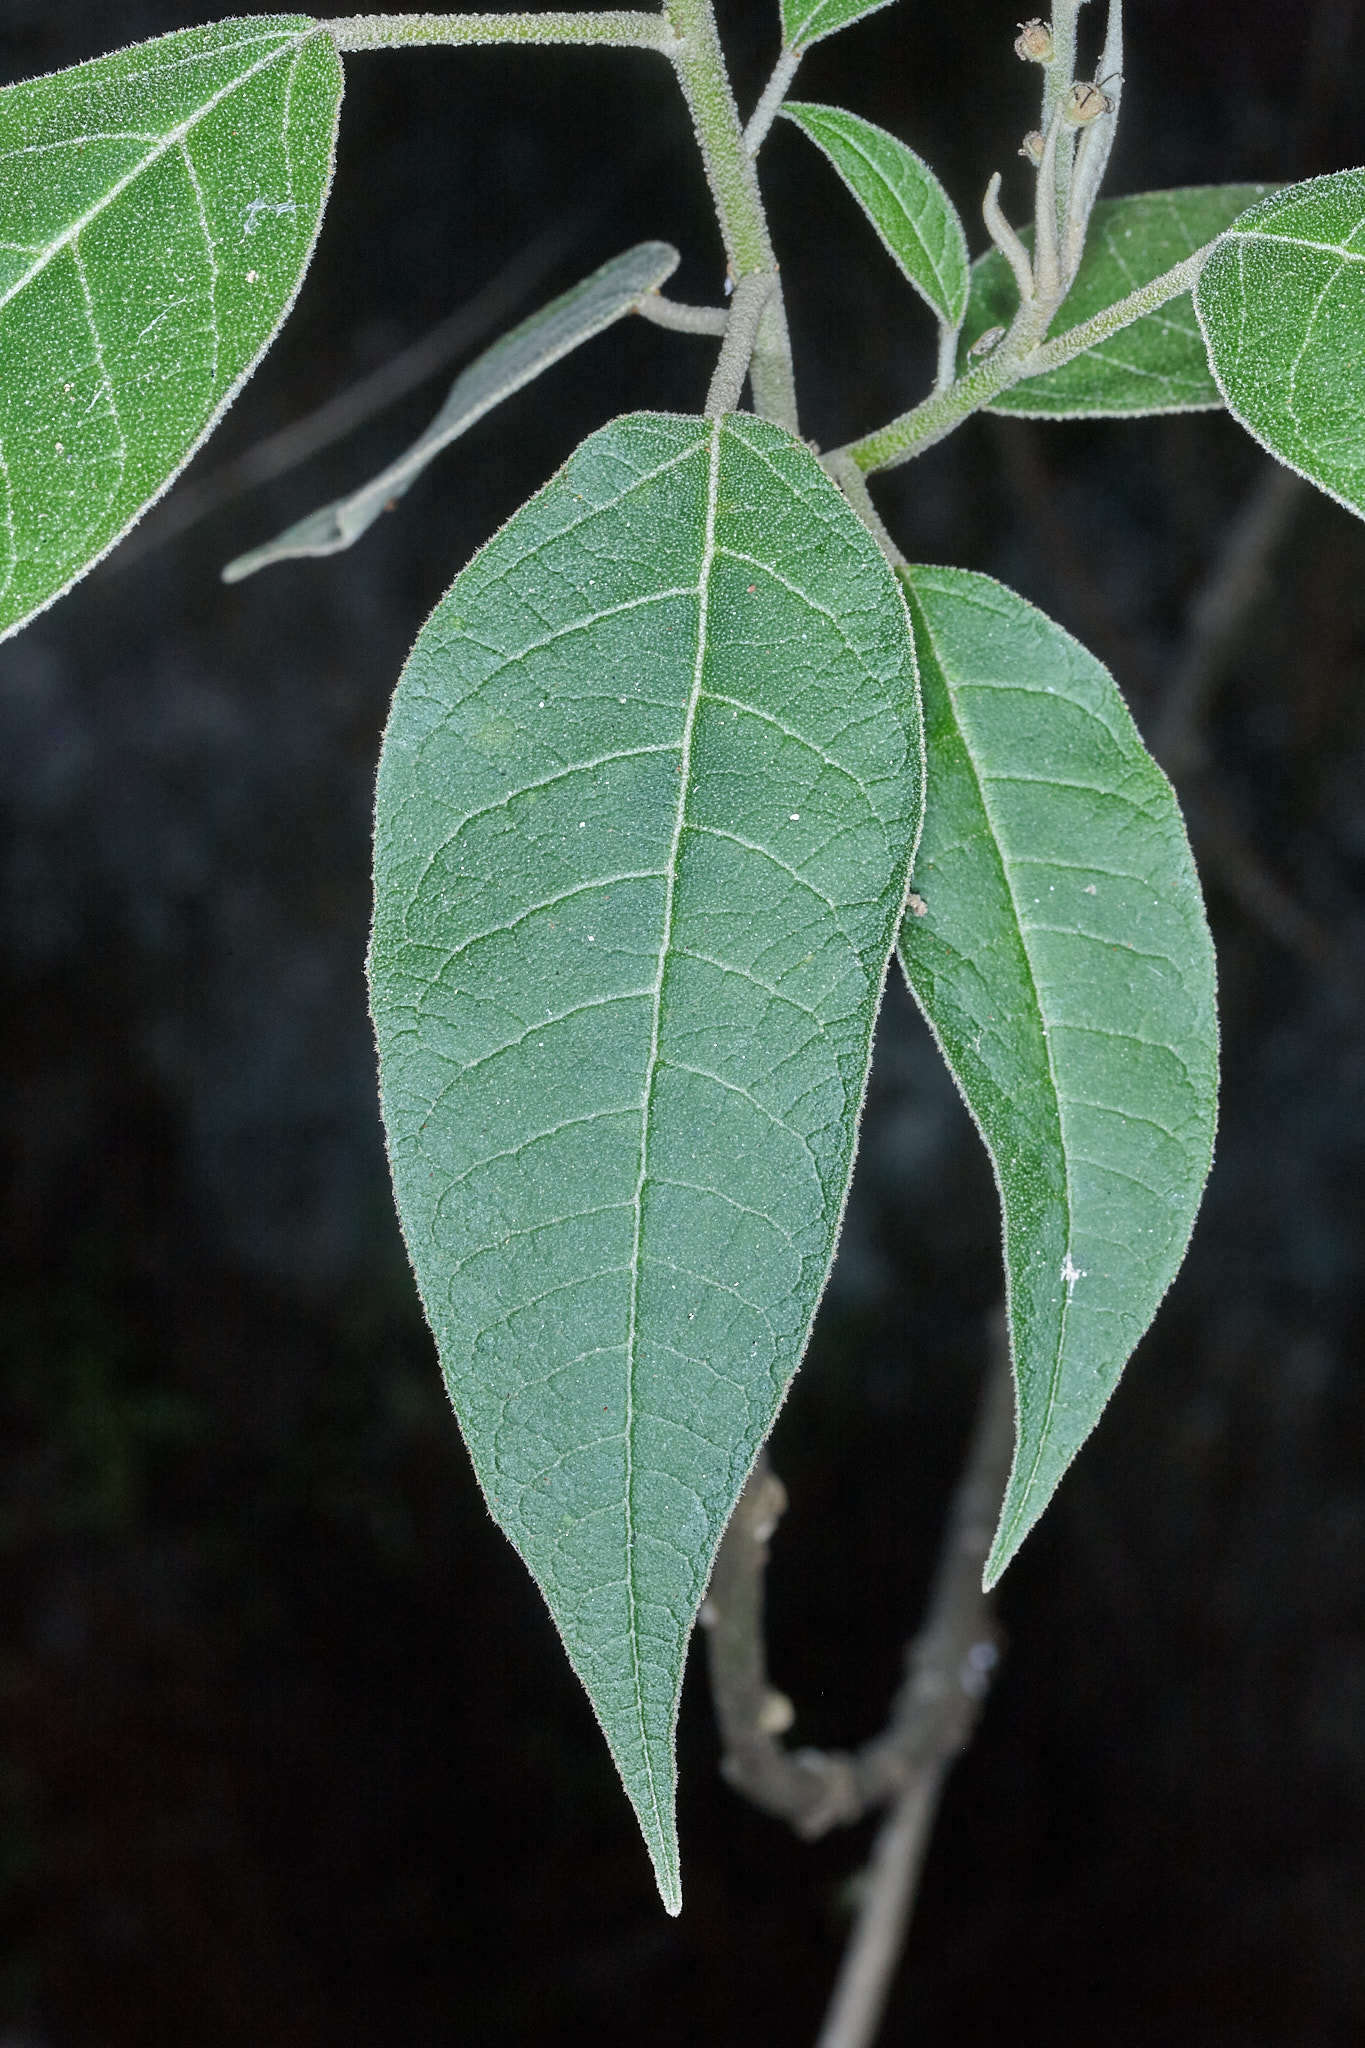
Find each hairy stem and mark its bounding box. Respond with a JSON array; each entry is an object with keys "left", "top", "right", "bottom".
[
  {"left": 1025, "top": 242, "right": 1214, "bottom": 372},
  {"left": 749, "top": 293, "right": 800, "bottom": 430},
  {"left": 706, "top": 273, "right": 776, "bottom": 413},
  {"left": 744, "top": 44, "right": 803, "bottom": 157},
  {"left": 665, "top": 0, "right": 775, "bottom": 274},
  {"left": 837, "top": 239, "right": 1220, "bottom": 475},
  {"left": 323, "top": 11, "right": 678, "bottom": 49},
  {"left": 664, "top": 0, "right": 799, "bottom": 431},
  {"left": 1039, "top": 0, "right": 1084, "bottom": 232},
  {"left": 635, "top": 293, "right": 730, "bottom": 334}
]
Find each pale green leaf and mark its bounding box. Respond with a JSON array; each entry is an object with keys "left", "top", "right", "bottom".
[
  {"left": 896, "top": 567, "right": 1217, "bottom": 1585},
  {"left": 781, "top": 102, "right": 968, "bottom": 329},
  {"left": 0, "top": 17, "right": 342, "bottom": 640},
  {"left": 781, "top": 0, "right": 897, "bottom": 51},
  {"left": 369, "top": 411, "right": 923, "bottom": 1910},
  {"left": 223, "top": 240, "right": 680, "bottom": 581},
  {"left": 960, "top": 186, "right": 1271, "bottom": 416},
  {"left": 1195, "top": 170, "right": 1365, "bottom": 520}
]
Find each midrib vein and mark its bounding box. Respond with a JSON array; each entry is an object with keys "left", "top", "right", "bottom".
[
  {"left": 0, "top": 30, "right": 303, "bottom": 318},
  {"left": 620, "top": 419, "right": 720, "bottom": 1849}
]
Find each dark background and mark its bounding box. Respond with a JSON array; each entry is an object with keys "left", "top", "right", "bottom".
[{"left": 3, "top": 2, "right": 1364, "bottom": 2042}]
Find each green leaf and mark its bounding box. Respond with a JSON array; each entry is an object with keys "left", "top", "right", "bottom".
[
  {"left": 960, "top": 186, "right": 1271, "bottom": 416},
  {"left": 896, "top": 567, "right": 1217, "bottom": 1586},
  {"left": 781, "top": 102, "right": 968, "bottom": 329},
  {"left": 369, "top": 411, "right": 922, "bottom": 1910},
  {"left": 223, "top": 240, "right": 680, "bottom": 580},
  {"left": 1195, "top": 170, "right": 1365, "bottom": 520},
  {"left": 0, "top": 17, "right": 342, "bottom": 640},
  {"left": 780, "top": 0, "right": 898, "bottom": 51}
]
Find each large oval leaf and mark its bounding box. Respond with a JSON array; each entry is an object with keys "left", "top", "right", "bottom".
[
  {"left": 896, "top": 568, "right": 1217, "bottom": 1585},
  {"left": 369, "top": 411, "right": 923, "bottom": 1909},
  {"left": 781, "top": 101, "right": 968, "bottom": 329},
  {"left": 1195, "top": 170, "right": 1365, "bottom": 520},
  {"left": 0, "top": 17, "right": 342, "bottom": 640},
  {"left": 960, "top": 186, "right": 1270, "bottom": 416}
]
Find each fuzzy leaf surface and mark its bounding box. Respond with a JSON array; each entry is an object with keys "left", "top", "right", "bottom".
[
  {"left": 0, "top": 16, "right": 342, "bottom": 640},
  {"left": 782, "top": 102, "right": 968, "bottom": 328},
  {"left": 897, "top": 568, "right": 1217, "bottom": 1583},
  {"left": 960, "top": 186, "right": 1269, "bottom": 416},
  {"left": 370, "top": 411, "right": 923, "bottom": 1911},
  {"left": 780, "top": 0, "right": 897, "bottom": 50},
  {"left": 1195, "top": 170, "right": 1365, "bottom": 519}
]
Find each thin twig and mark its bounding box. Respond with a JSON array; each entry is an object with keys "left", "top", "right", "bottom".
[
  {"left": 812, "top": 1346, "right": 1013, "bottom": 2048},
  {"left": 706, "top": 272, "right": 776, "bottom": 413},
  {"left": 744, "top": 44, "right": 803, "bottom": 157},
  {"left": 703, "top": 1329, "right": 1014, "bottom": 1842},
  {"left": 813, "top": 1766, "right": 947, "bottom": 2048},
  {"left": 635, "top": 292, "right": 730, "bottom": 334}
]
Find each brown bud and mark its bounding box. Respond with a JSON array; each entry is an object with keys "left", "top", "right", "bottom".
[
  {"left": 1018, "top": 129, "right": 1045, "bottom": 166},
  {"left": 1064, "top": 77, "right": 1114, "bottom": 126},
  {"left": 1013, "top": 18, "right": 1054, "bottom": 63}
]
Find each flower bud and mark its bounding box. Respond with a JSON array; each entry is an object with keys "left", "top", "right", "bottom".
[
  {"left": 1064, "top": 78, "right": 1114, "bottom": 125},
  {"left": 1019, "top": 129, "right": 1045, "bottom": 166},
  {"left": 1014, "top": 18, "right": 1054, "bottom": 63}
]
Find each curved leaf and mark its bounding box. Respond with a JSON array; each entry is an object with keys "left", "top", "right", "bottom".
[
  {"left": 782, "top": 101, "right": 968, "bottom": 329},
  {"left": 1195, "top": 170, "right": 1365, "bottom": 520},
  {"left": 781, "top": 0, "right": 897, "bottom": 51},
  {"left": 896, "top": 567, "right": 1217, "bottom": 1585},
  {"left": 224, "top": 240, "right": 680, "bottom": 580},
  {"left": 0, "top": 17, "right": 342, "bottom": 640},
  {"left": 369, "top": 411, "right": 923, "bottom": 1909},
  {"left": 960, "top": 186, "right": 1270, "bottom": 416}
]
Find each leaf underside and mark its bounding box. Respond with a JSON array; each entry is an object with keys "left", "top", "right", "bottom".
[
  {"left": 369, "top": 411, "right": 923, "bottom": 1911},
  {"left": 223, "top": 239, "right": 681, "bottom": 580},
  {"left": 960, "top": 186, "right": 1271, "bottom": 416},
  {"left": 781, "top": 101, "right": 969, "bottom": 330},
  {"left": 781, "top": 0, "right": 898, "bottom": 51},
  {"left": 896, "top": 568, "right": 1217, "bottom": 1583},
  {"left": 0, "top": 16, "right": 342, "bottom": 640},
  {"left": 1196, "top": 170, "right": 1365, "bottom": 520}
]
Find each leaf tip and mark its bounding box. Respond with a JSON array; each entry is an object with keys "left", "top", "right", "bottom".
[{"left": 642, "top": 1823, "right": 683, "bottom": 1917}]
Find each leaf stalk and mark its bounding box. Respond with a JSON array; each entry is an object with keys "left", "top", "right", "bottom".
[
  {"left": 705, "top": 272, "right": 776, "bottom": 413},
  {"left": 836, "top": 238, "right": 1221, "bottom": 476},
  {"left": 323, "top": 11, "right": 679, "bottom": 50}
]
